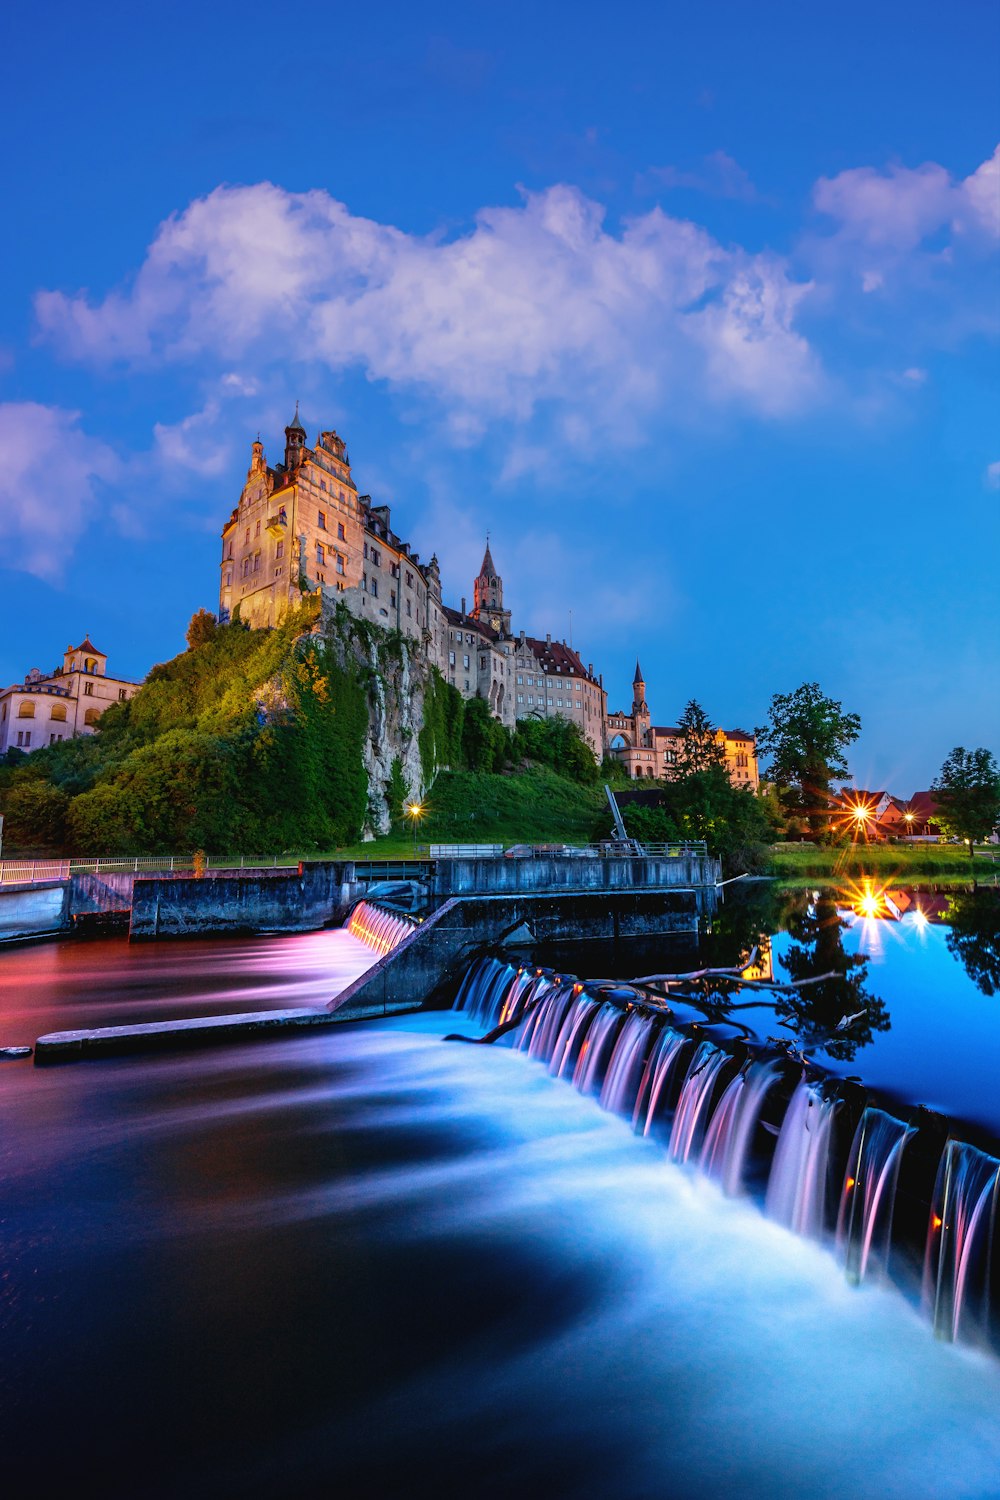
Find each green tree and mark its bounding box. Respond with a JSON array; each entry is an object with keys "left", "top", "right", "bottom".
[
  {"left": 931, "top": 746, "right": 1000, "bottom": 867},
  {"left": 0, "top": 780, "right": 70, "bottom": 853},
  {"left": 676, "top": 699, "right": 726, "bottom": 775},
  {"left": 462, "top": 697, "right": 510, "bottom": 772},
  {"left": 185, "top": 608, "right": 218, "bottom": 649},
  {"left": 513, "top": 716, "right": 598, "bottom": 784},
  {"left": 755, "top": 682, "right": 861, "bottom": 841},
  {"left": 620, "top": 766, "right": 775, "bottom": 874}
]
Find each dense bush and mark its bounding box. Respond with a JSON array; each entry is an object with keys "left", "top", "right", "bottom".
[
  {"left": 617, "top": 767, "right": 778, "bottom": 874},
  {"left": 513, "top": 716, "right": 598, "bottom": 784}
]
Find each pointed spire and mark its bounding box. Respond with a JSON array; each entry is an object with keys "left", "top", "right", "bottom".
[
  {"left": 633, "top": 659, "right": 644, "bottom": 685},
  {"left": 479, "top": 533, "right": 497, "bottom": 578},
  {"left": 287, "top": 401, "right": 305, "bottom": 433}
]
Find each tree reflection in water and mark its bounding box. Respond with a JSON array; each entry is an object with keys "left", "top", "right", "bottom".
[
  {"left": 695, "top": 886, "right": 889, "bottom": 1063},
  {"left": 776, "top": 894, "right": 890, "bottom": 1061},
  {"left": 944, "top": 889, "right": 1000, "bottom": 997}
]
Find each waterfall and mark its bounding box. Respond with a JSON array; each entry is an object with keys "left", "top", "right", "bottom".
[
  {"left": 765, "top": 1080, "right": 837, "bottom": 1238},
  {"left": 347, "top": 900, "right": 417, "bottom": 956},
  {"left": 517, "top": 982, "right": 581, "bottom": 1062},
  {"left": 669, "top": 1042, "right": 732, "bottom": 1165},
  {"left": 923, "top": 1139, "right": 1000, "bottom": 1344},
  {"left": 572, "top": 1003, "right": 626, "bottom": 1096},
  {"left": 700, "top": 1059, "right": 783, "bottom": 1197},
  {"left": 549, "top": 995, "right": 600, "bottom": 1080},
  {"left": 635, "top": 1027, "right": 689, "bottom": 1136},
  {"left": 599, "top": 1011, "right": 657, "bottom": 1118},
  {"left": 836, "top": 1108, "right": 915, "bottom": 1285}
]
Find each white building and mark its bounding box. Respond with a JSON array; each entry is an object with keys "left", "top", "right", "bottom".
[{"left": 0, "top": 638, "right": 139, "bottom": 755}]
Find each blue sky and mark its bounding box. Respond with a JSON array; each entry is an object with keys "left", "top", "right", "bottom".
[{"left": 2, "top": 0, "right": 997, "bottom": 791}]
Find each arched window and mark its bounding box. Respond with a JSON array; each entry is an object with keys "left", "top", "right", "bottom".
[
  {"left": 17, "top": 700, "right": 35, "bottom": 718},
  {"left": 84, "top": 657, "right": 97, "bottom": 673},
  {"left": 84, "top": 707, "right": 100, "bottom": 726},
  {"left": 50, "top": 703, "right": 67, "bottom": 722}
]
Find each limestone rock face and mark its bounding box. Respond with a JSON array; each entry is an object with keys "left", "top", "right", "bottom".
[{"left": 320, "top": 596, "right": 445, "bottom": 840}]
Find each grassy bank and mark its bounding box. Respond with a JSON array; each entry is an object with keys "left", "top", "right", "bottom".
[
  {"left": 333, "top": 767, "right": 606, "bottom": 859},
  {"left": 769, "top": 841, "right": 998, "bottom": 886}
]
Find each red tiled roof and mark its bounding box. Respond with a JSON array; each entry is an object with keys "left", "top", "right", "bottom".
[
  {"left": 72, "top": 638, "right": 105, "bottom": 657},
  {"left": 523, "top": 637, "right": 599, "bottom": 684},
  {"left": 443, "top": 606, "right": 499, "bottom": 642}
]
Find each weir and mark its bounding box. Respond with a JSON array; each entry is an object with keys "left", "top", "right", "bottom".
[{"left": 452, "top": 953, "right": 1000, "bottom": 1353}]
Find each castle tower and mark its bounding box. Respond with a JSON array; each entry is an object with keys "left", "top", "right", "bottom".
[
  {"left": 472, "top": 537, "right": 511, "bottom": 636},
  {"left": 632, "top": 659, "right": 650, "bottom": 736},
  {"left": 248, "top": 434, "right": 266, "bottom": 476},
  {"left": 284, "top": 403, "right": 306, "bottom": 471}
]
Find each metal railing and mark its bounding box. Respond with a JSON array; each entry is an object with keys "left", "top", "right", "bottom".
[{"left": 0, "top": 840, "right": 710, "bottom": 887}]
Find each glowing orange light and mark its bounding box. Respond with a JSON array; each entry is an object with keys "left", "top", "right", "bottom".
[
  {"left": 933, "top": 1215, "right": 943, "bottom": 1230},
  {"left": 846, "top": 1177, "right": 856, "bottom": 1190}
]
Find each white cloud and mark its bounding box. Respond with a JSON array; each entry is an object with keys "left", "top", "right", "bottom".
[
  {"left": 985, "top": 461, "right": 1000, "bottom": 490},
  {"left": 35, "top": 182, "right": 821, "bottom": 435},
  {"left": 901, "top": 367, "right": 927, "bottom": 383},
  {"left": 811, "top": 145, "right": 1000, "bottom": 283},
  {"left": 0, "top": 403, "right": 119, "bottom": 581}
]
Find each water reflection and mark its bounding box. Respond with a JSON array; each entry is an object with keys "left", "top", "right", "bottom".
[
  {"left": 776, "top": 894, "right": 890, "bottom": 1061},
  {"left": 943, "top": 889, "right": 1000, "bottom": 997}
]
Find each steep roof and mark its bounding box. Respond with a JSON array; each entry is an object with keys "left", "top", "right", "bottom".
[
  {"left": 443, "top": 605, "right": 499, "bottom": 642},
  {"left": 522, "top": 636, "right": 599, "bottom": 685},
  {"left": 633, "top": 658, "right": 644, "bottom": 684},
  {"left": 71, "top": 637, "right": 105, "bottom": 657},
  {"left": 479, "top": 540, "right": 497, "bottom": 578}
]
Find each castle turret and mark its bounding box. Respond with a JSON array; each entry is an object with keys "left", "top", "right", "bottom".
[
  {"left": 284, "top": 403, "right": 306, "bottom": 470},
  {"left": 632, "top": 659, "right": 650, "bottom": 722}
]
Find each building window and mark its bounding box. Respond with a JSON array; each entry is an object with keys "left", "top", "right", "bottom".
[
  {"left": 371, "top": 547, "right": 381, "bottom": 566},
  {"left": 463, "top": 655, "right": 470, "bottom": 669},
  {"left": 316, "top": 542, "right": 325, "bottom": 565},
  {"left": 406, "top": 599, "right": 412, "bottom": 617},
  {"left": 254, "top": 552, "right": 261, "bottom": 572},
  {"left": 318, "top": 511, "right": 327, "bottom": 529},
  {"left": 83, "top": 682, "right": 94, "bottom": 697},
  {"left": 51, "top": 703, "right": 67, "bottom": 721},
  {"left": 84, "top": 708, "right": 99, "bottom": 726},
  {"left": 517, "top": 694, "right": 524, "bottom": 705},
  {"left": 370, "top": 577, "right": 378, "bottom": 598},
  {"left": 245, "top": 528, "right": 250, "bottom": 545},
  {"left": 364, "top": 542, "right": 369, "bottom": 559},
  {"left": 17, "top": 700, "right": 35, "bottom": 718},
  {"left": 405, "top": 570, "right": 412, "bottom": 588},
  {"left": 118, "top": 690, "right": 127, "bottom": 702},
  {"left": 390, "top": 590, "right": 397, "bottom": 608},
  {"left": 255, "top": 520, "right": 261, "bottom": 538},
  {"left": 449, "top": 651, "right": 456, "bottom": 666},
  {"left": 480, "top": 656, "right": 487, "bottom": 670},
  {"left": 319, "top": 480, "right": 327, "bottom": 492},
  {"left": 527, "top": 696, "right": 534, "bottom": 706},
  {"left": 464, "top": 680, "right": 470, "bottom": 691},
  {"left": 338, "top": 522, "right": 346, "bottom": 540},
  {"left": 16, "top": 730, "right": 30, "bottom": 747},
  {"left": 517, "top": 676, "right": 523, "bottom": 685},
  {"left": 276, "top": 541, "right": 284, "bottom": 560},
  {"left": 336, "top": 554, "right": 345, "bottom": 575}
]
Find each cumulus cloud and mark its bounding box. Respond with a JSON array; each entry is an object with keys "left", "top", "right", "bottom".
[
  {"left": 35, "top": 181, "right": 821, "bottom": 431},
  {"left": 0, "top": 403, "right": 119, "bottom": 580},
  {"left": 811, "top": 145, "right": 1000, "bottom": 287}
]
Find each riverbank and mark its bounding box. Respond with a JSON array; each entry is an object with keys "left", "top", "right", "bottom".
[{"left": 769, "top": 842, "right": 998, "bottom": 886}]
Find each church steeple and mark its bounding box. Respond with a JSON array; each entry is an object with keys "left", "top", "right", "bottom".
[{"left": 472, "top": 534, "right": 511, "bottom": 636}]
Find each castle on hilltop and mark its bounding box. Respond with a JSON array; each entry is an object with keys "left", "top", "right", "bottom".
[{"left": 218, "top": 412, "right": 608, "bottom": 755}]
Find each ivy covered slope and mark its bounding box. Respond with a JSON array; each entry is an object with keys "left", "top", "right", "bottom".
[{"left": 0, "top": 600, "right": 463, "bottom": 856}]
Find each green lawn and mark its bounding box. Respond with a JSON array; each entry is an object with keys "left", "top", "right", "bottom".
[{"left": 769, "top": 840, "right": 999, "bottom": 885}]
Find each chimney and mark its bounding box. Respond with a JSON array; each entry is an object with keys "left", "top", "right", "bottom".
[
  {"left": 461, "top": 597, "right": 466, "bottom": 617},
  {"left": 546, "top": 633, "right": 551, "bottom": 645},
  {"left": 520, "top": 630, "right": 525, "bottom": 643},
  {"left": 588, "top": 663, "right": 594, "bottom": 677}
]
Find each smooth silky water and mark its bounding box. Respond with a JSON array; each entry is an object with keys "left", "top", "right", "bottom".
[{"left": 1, "top": 889, "right": 999, "bottom": 1497}]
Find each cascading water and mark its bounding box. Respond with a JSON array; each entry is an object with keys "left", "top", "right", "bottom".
[
  {"left": 923, "top": 1138, "right": 1000, "bottom": 1344},
  {"left": 836, "top": 1107, "right": 915, "bottom": 1285},
  {"left": 573, "top": 1003, "right": 626, "bottom": 1095},
  {"left": 634, "top": 1026, "right": 689, "bottom": 1135},
  {"left": 700, "top": 1058, "right": 783, "bottom": 1197},
  {"left": 347, "top": 900, "right": 417, "bottom": 956},
  {"left": 449, "top": 955, "right": 1000, "bottom": 1354},
  {"left": 599, "top": 1010, "right": 656, "bottom": 1117},
  {"left": 669, "top": 1041, "right": 732, "bottom": 1164},
  {"left": 764, "top": 1079, "right": 837, "bottom": 1238}
]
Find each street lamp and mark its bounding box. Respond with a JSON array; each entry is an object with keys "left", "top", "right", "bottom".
[{"left": 405, "top": 801, "right": 424, "bottom": 856}]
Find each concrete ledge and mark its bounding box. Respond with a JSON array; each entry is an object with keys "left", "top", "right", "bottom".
[{"left": 34, "top": 1000, "right": 419, "bottom": 1064}]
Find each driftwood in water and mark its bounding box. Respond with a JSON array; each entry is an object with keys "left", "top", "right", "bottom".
[
  {"left": 631, "top": 947, "right": 759, "bottom": 986},
  {"left": 445, "top": 992, "right": 547, "bottom": 1045}
]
